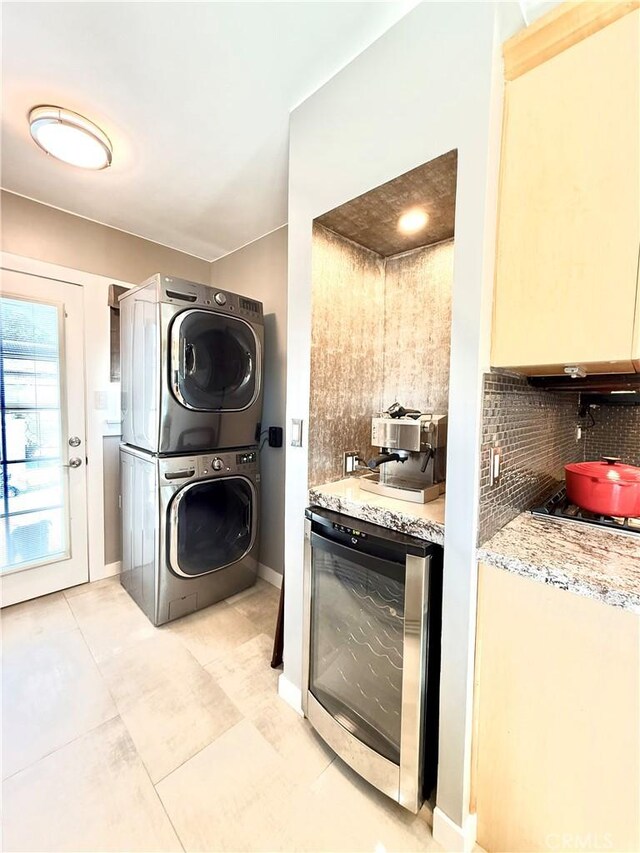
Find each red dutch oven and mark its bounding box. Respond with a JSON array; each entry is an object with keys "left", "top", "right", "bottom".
[{"left": 565, "top": 457, "right": 640, "bottom": 518}]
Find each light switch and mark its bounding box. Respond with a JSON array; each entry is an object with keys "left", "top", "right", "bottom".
[{"left": 291, "top": 418, "right": 303, "bottom": 447}]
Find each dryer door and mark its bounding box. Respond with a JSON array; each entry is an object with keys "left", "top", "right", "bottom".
[
  {"left": 168, "top": 476, "right": 255, "bottom": 577},
  {"left": 170, "top": 309, "right": 259, "bottom": 412}
]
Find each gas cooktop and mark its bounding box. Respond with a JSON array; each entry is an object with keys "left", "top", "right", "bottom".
[{"left": 531, "top": 485, "right": 640, "bottom": 536}]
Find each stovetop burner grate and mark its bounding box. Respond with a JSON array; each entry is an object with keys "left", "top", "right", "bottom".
[{"left": 531, "top": 486, "right": 640, "bottom": 536}]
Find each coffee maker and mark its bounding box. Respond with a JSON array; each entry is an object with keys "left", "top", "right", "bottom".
[{"left": 360, "top": 404, "right": 447, "bottom": 504}]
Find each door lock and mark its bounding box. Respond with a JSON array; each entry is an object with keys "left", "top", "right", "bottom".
[{"left": 68, "top": 436, "right": 81, "bottom": 447}]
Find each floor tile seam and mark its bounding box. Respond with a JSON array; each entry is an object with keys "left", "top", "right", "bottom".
[
  {"left": 151, "top": 713, "right": 299, "bottom": 794},
  {"left": 1, "top": 711, "right": 121, "bottom": 783},
  {"left": 132, "top": 731, "right": 187, "bottom": 853},
  {"left": 62, "top": 601, "right": 127, "bottom": 721},
  {"left": 113, "top": 673, "right": 244, "bottom": 782},
  {"left": 93, "top": 629, "right": 217, "bottom": 704},
  {"left": 1, "top": 620, "right": 82, "bottom": 657},
  {"left": 150, "top": 708, "right": 251, "bottom": 788}
]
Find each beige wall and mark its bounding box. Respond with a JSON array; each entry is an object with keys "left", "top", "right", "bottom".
[
  {"left": 1, "top": 191, "right": 210, "bottom": 285},
  {"left": 1, "top": 191, "right": 212, "bottom": 571},
  {"left": 211, "top": 226, "right": 287, "bottom": 575}
]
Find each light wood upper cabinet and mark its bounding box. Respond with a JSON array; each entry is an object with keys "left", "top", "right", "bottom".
[{"left": 492, "top": 6, "right": 640, "bottom": 375}]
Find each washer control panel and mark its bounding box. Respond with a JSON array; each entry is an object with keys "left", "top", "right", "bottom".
[
  {"left": 214, "top": 292, "right": 227, "bottom": 306},
  {"left": 236, "top": 451, "right": 257, "bottom": 465},
  {"left": 212, "top": 457, "right": 224, "bottom": 471}
]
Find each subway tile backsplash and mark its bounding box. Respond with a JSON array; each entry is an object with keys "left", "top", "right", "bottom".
[{"left": 478, "top": 372, "right": 582, "bottom": 544}]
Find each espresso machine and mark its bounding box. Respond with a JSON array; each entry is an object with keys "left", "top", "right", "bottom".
[{"left": 360, "top": 404, "right": 448, "bottom": 504}]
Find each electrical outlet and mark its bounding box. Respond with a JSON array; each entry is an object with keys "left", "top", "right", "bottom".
[
  {"left": 489, "top": 446, "right": 501, "bottom": 486},
  {"left": 343, "top": 451, "right": 358, "bottom": 476}
]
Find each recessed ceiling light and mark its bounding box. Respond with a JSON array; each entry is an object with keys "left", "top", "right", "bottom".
[
  {"left": 29, "top": 106, "right": 112, "bottom": 170},
  {"left": 398, "top": 208, "right": 429, "bottom": 235}
]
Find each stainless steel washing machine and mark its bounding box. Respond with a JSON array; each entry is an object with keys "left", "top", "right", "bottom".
[
  {"left": 120, "top": 273, "right": 264, "bottom": 454},
  {"left": 120, "top": 444, "right": 260, "bottom": 626}
]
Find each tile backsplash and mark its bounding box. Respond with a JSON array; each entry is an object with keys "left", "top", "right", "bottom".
[
  {"left": 478, "top": 372, "right": 640, "bottom": 543},
  {"left": 584, "top": 404, "right": 640, "bottom": 467},
  {"left": 478, "top": 372, "right": 582, "bottom": 544}
]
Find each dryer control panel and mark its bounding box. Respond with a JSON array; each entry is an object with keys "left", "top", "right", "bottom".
[{"left": 158, "top": 274, "right": 263, "bottom": 321}]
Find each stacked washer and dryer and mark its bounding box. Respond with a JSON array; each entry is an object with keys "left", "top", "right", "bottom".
[{"left": 119, "top": 274, "right": 264, "bottom": 625}]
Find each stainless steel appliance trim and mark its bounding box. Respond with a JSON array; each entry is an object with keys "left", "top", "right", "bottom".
[
  {"left": 371, "top": 418, "right": 423, "bottom": 452},
  {"left": 167, "top": 476, "right": 257, "bottom": 578},
  {"left": 399, "top": 553, "right": 430, "bottom": 813},
  {"left": 301, "top": 516, "right": 312, "bottom": 716},
  {"left": 359, "top": 473, "right": 441, "bottom": 505},
  {"left": 306, "top": 692, "right": 400, "bottom": 802},
  {"left": 168, "top": 308, "right": 262, "bottom": 414}
]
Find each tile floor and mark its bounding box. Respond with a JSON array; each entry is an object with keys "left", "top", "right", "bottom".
[{"left": 2, "top": 576, "right": 442, "bottom": 852}]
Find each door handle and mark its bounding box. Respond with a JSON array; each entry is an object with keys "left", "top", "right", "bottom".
[
  {"left": 164, "top": 469, "right": 196, "bottom": 480},
  {"left": 64, "top": 457, "right": 83, "bottom": 468}
]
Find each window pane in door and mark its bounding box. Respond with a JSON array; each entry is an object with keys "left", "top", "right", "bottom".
[
  {"left": 310, "top": 544, "right": 405, "bottom": 763},
  {"left": 172, "top": 478, "right": 253, "bottom": 576},
  {"left": 0, "top": 297, "right": 68, "bottom": 573}
]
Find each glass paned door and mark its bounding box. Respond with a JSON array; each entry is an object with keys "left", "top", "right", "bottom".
[
  {"left": 170, "top": 310, "right": 258, "bottom": 411},
  {"left": 0, "top": 298, "right": 68, "bottom": 570},
  {"left": 310, "top": 538, "right": 405, "bottom": 764},
  {"left": 169, "top": 477, "right": 254, "bottom": 577},
  {"left": 0, "top": 269, "right": 88, "bottom": 606}
]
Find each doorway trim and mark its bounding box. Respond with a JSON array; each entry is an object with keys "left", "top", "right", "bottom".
[{"left": 1, "top": 252, "right": 131, "bottom": 584}]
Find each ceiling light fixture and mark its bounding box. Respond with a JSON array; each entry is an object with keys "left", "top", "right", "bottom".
[
  {"left": 398, "top": 208, "right": 429, "bottom": 235},
  {"left": 29, "top": 106, "right": 112, "bottom": 170}
]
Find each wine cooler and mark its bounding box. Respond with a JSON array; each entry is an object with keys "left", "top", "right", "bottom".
[{"left": 302, "top": 506, "right": 443, "bottom": 813}]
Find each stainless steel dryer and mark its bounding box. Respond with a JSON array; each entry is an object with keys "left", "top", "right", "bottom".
[
  {"left": 120, "top": 444, "right": 260, "bottom": 626},
  {"left": 120, "top": 273, "right": 264, "bottom": 454}
]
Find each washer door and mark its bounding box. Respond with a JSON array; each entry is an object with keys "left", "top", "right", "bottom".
[
  {"left": 170, "top": 309, "right": 259, "bottom": 412},
  {"left": 168, "top": 477, "right": 255, "bottom": 577}
]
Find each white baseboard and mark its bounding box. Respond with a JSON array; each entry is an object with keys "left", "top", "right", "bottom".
[
  {"left": 432, "top": 807, "right": 477, "bottom": 852},
  {"left": 91, "top": 560, "right": 121, "bottom": 582},
  {"left": 278, "top": 673, "right": 303, "bottom": 716},
  {"left": 258, "top": 562, "right": 283, "bottom": 589}
]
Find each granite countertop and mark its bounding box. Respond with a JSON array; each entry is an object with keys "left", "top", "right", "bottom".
[
  {"left": 308, "top": 477, "right": 445, "bottom": 545},
  {"left": 478, "top": 512, "right": 640, "bottom": 613}
]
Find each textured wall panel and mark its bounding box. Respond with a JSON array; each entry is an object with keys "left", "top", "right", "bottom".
[
  {"left": 383, "top": 240, "right": 453, "bottom": 413},
  {"left": 584, "top": 405, "right": 640, "bottom": 466},
  {"left": 309, "top": 227, "right": 454, "bottom": 487},
  {"left": 478, "top": 372, "right": 582, "bottom": 544},
  {"left": 309, "top": 225, "right": 385, "bottom": 486}
]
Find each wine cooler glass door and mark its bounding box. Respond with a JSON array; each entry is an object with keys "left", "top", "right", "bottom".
[{"left": 309, "top": 535, "right": 405, "bottom": 764}]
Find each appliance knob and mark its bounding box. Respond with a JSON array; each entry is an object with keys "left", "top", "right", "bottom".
[
  {"left": 214, "top": 292, "right": 227, "bottom": 306},
  {"left": 212, "top": 458, "right": 224, "bottom": 471}
]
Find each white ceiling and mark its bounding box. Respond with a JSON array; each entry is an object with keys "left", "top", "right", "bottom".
[{"left": 1, "top": 2, "right": 418, "bottom": 261}]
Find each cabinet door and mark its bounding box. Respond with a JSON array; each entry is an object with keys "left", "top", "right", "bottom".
[
  {"left": 473, "top": 563, "right": 640, "bottom": 852},
  {"left": 492, "top": 10, "right": 640, "bottom": 373}
]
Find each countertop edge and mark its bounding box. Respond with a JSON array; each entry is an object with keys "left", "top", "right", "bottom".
[
  {"left": 308, "top": 487, "right": 445, "bottom": 546},
  {"left": 477, "top": 544, "right": 640, "bottom": 615}
]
